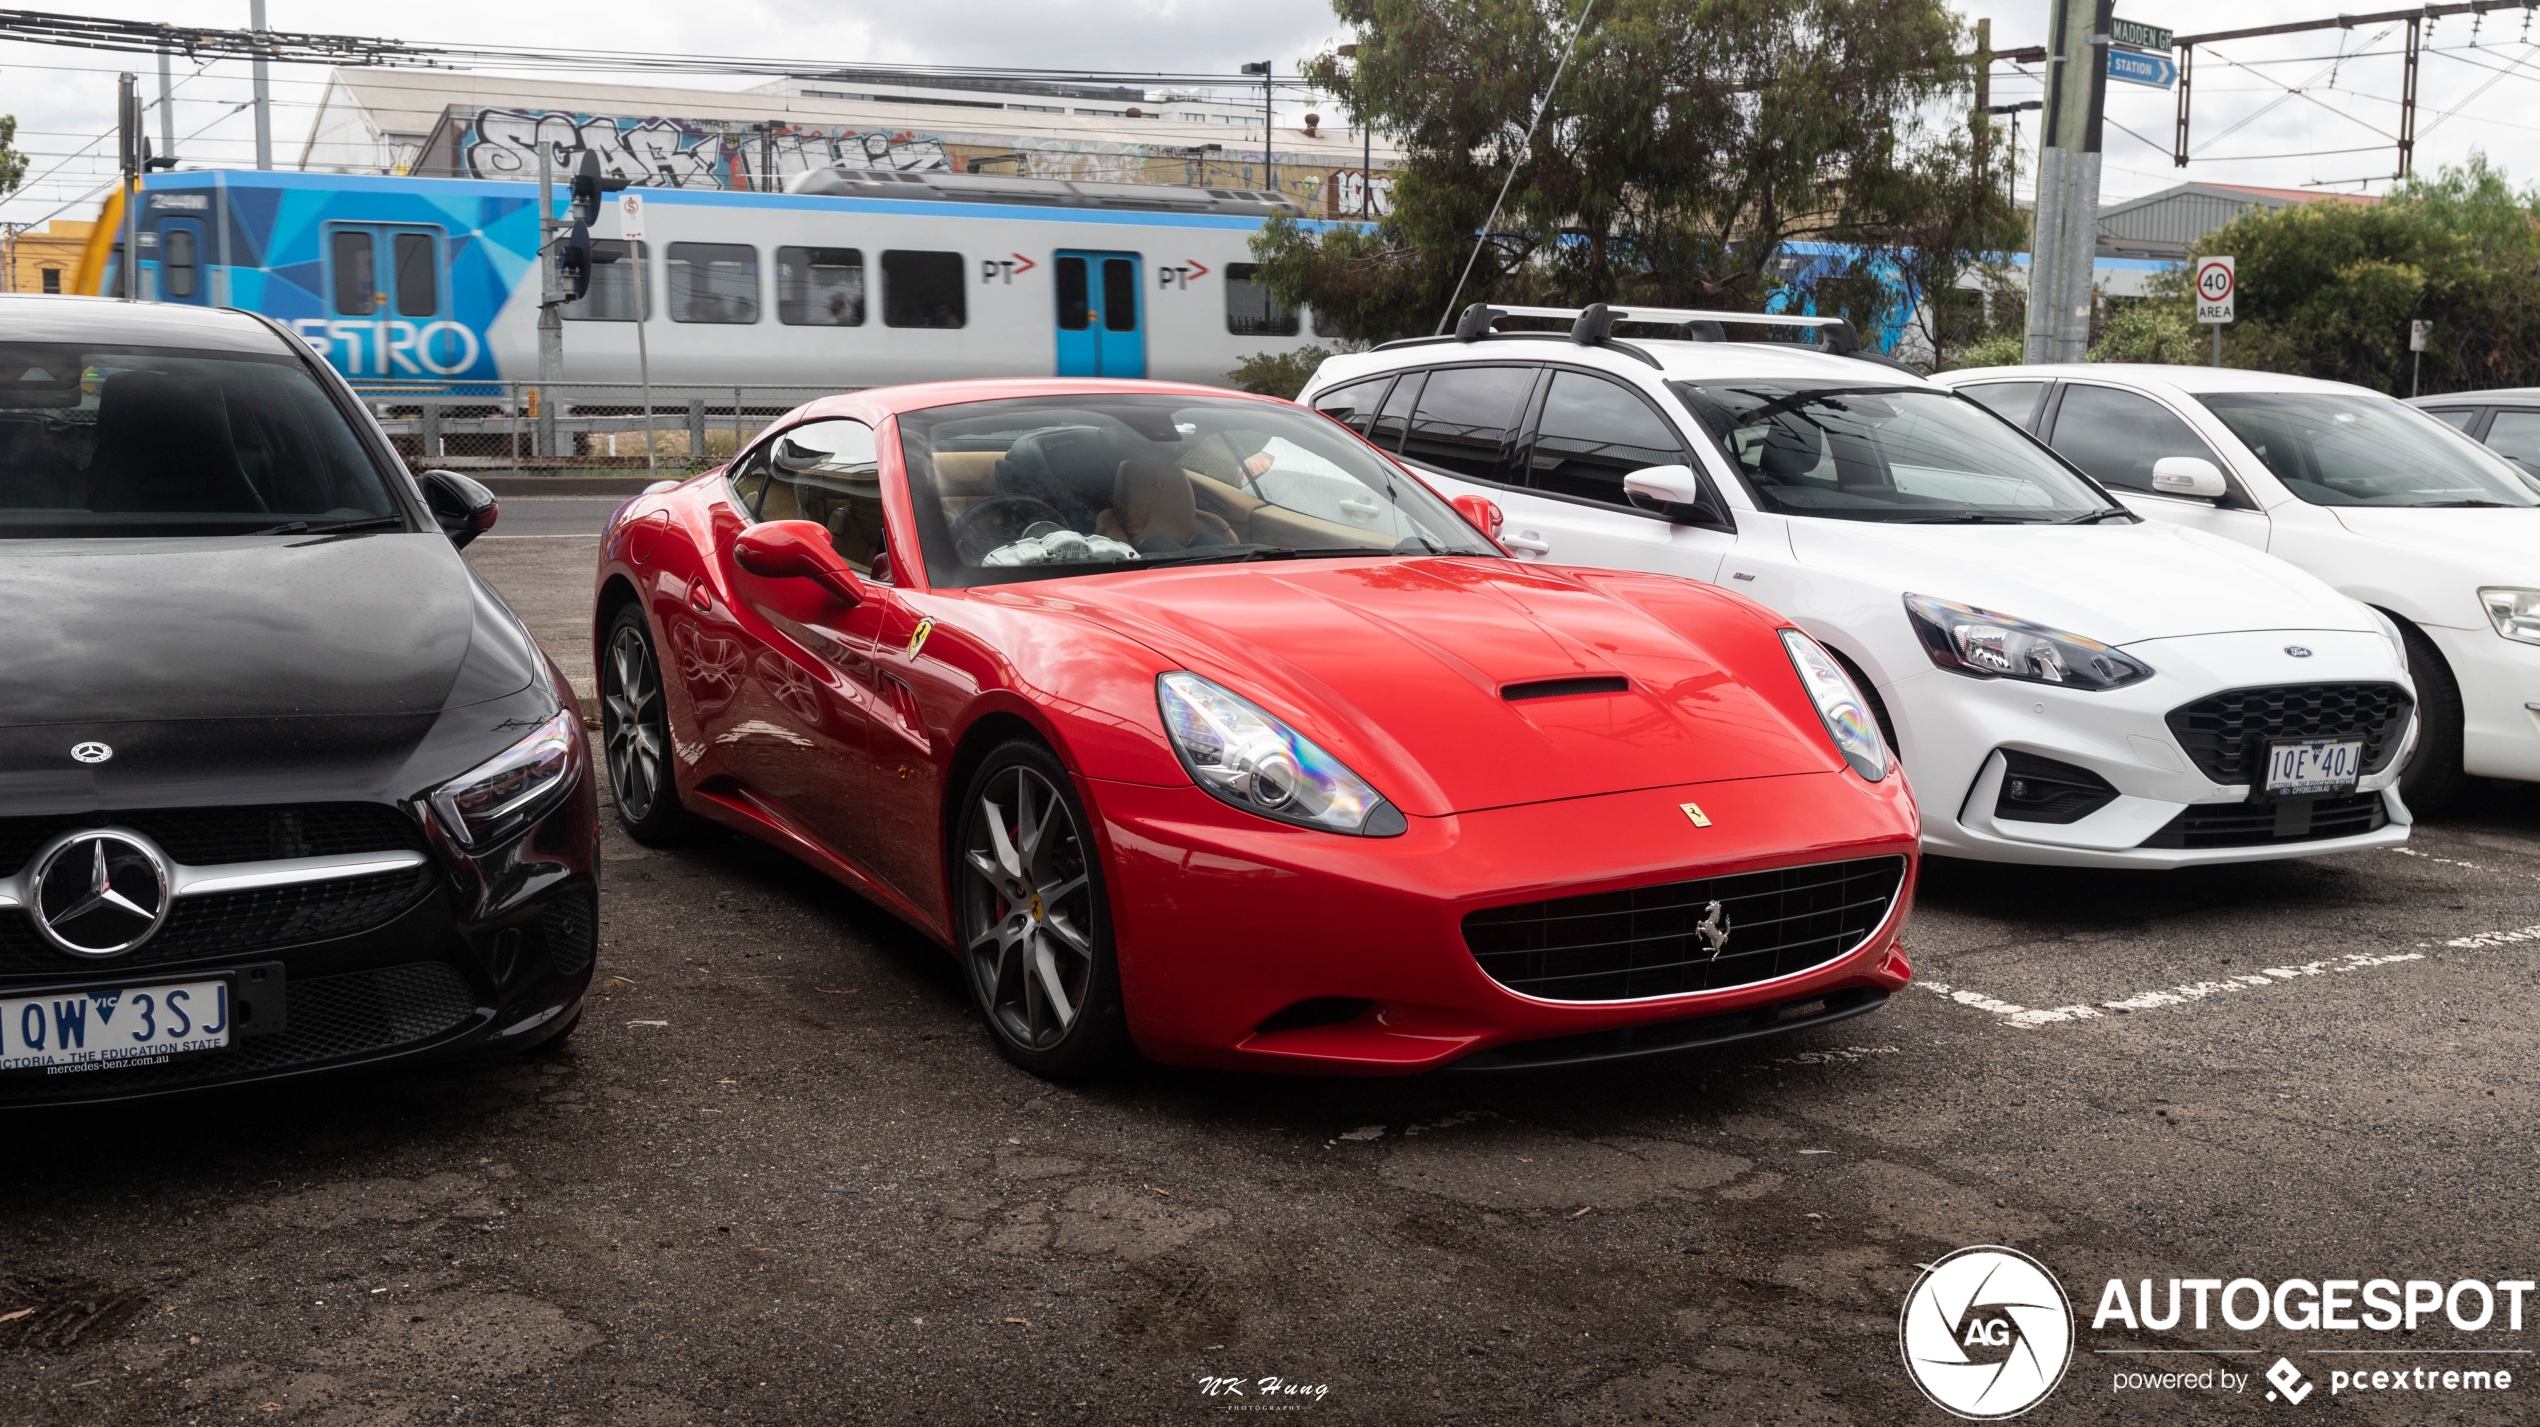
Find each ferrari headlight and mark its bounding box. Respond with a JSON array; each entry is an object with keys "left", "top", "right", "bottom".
[
  {"left": 1156, "top": 672, "right": 1405, "bottom": 836},
  {"left": 2479, "top": 587, "right": 2540, "bottom": 646},
  {"left": 429, "top": 709, "right": 580, "bottom": 849},
  {"left": 1779, "top": 630, "right": 1889, "bottom": 782},
  {"left": 1904, "top": 594, "right": 2153, "bottom": 691}
]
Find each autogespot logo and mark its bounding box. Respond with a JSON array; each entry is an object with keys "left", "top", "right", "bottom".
[{"left": 1901, "top": 1246, "right": 2076, "bottom": 1419}]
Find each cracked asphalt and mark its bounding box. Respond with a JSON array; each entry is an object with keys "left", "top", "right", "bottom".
[{"left": 1, "top": 531, "right": 2535, "bottom": 1425}]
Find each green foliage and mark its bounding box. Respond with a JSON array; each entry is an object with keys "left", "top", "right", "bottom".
[
  {"left": 1261, "top": 0, "right": 2023, "bottom": 346},
  {"left": 2126, "top": 157, "right": 2540, "bottom": 394},
  {"left": 1228, "top": 345, "right": 1337, "bottom": 400},
  {"left": 0, "top": 116, "right": 26, "bottom": 197},
  {"left": 2089, "top": 298, "right": 2207, "bottom": 365},
  {"left": 1950, "top": 329, "right": 2026, "bottom": 369}
]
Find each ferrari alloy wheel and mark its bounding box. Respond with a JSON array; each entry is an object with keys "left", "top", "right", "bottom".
[
  {"left": 602, "top": 605, "right": 693, "bottom": 845},
  {"left": 956, "top": 741, "right": 1129, "bottom": 1078}
]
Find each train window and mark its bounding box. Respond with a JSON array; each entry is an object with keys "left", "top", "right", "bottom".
[
  {"left": 393, "top": 232, "right": 437, "bottom": 317},
  {"left": 1224, "top": 263, "right": 1299, "bottom": 337},
  {"left": 668, "top": 242, "right": 760, "bottom": 324},
  {"left": 330, "top": 230, "right": 376, "bottom": 315},
  {"left": 564, "top": 241, "right": 649, "bottom": 322},
  {"left": 882, "top": 251, "right": 967, "bottom": 329},
  {"left": 777, "top": 247, "right": 866, "bottom": 327},
  {"left": 1102, "top": 258, "right": 1138, "bottom": 332},
  {"left": 161, "top": 227, "right": 199, "bottom": 299},
  {"left": 1055, "top": 256, "right": 1090, "bottom": 331}
]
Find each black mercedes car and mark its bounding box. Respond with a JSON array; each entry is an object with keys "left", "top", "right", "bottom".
[{"left": 0, "top": 295, "right": 597, "bottom": 1103}]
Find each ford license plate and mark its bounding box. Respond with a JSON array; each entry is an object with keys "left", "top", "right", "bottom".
[
  {"left": 2265, "top": 738, "right": 2363, "bottom": 797},
  {"left": 0, "top": 978, "right": 231, "bottom": 1074}
]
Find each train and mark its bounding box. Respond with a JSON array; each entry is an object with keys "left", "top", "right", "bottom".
[{"left": 74, "top": 167, "right": 1343, "bottom": 389}]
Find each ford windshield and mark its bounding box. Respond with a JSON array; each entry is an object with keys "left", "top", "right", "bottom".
[
  {"left": 896, "top": 393, "right": 1501, "bottom": 587},
  {"left": 0, "top": 343, "right": 407, "bottom": 538},
  {"left": 1669, "top": 381, "right": 2123, "bottom": 523}
]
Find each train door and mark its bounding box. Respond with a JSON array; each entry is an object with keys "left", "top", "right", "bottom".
[
  {"left": 1052, "top": 250, "right": 1145, "bottom": 378},
  {"left": 322, "top": 224, "right": 449, "bottom": 376},
  {"left": 154, "top": 217, "right": 210, "bottom": 305}
]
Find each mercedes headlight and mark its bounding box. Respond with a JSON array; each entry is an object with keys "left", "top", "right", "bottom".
[
  {"left": 2480, "top": 587, "right": 2540, "bottom": 646},
  {"left": 429, "top": 709, "right": 581, "bottom": 850},
  {"left": 1779, "top": 630, "right": 1889, "bottom": 782},
  {"left": 1156, "top": 672, "right": 1406, "bottom": 836},
  {"left": 1904, "top": 594, "right": 2152, "bottom": 691}
]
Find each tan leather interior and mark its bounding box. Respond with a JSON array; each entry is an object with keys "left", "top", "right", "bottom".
[
  {"left": 931, "top": 451, "right": 1003, "bottom": 496},
  {"left": 919, "top": 443, "right": 1393, "bottom": 556}
]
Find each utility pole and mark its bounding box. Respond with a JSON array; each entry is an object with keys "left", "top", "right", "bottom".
[
  {"left": 2025, "top": 0, "right": 2110, "bottom": 364},
  {"left": 156, "top": 48, "right": 174, "bottom": 162},
  {"left": 2398, "top": 16, "right": 2421, "bottom": 180},
  {"left": 1338, "top": 43, "right": 1371, "bottom": 218},
  {"left": 1241, "top": 61, "right": 1273, "bottom": 191},
  {"left": 249, "top": 0, "right": 272, "bottom": 170},
  {"left": 117, "top": 72, "right": 141, "bottom": 300},
  {"left": 1973, "top": 18, "right": 1991, "bottom": 186},
  {"left": 537, "top": 142, "right": 562, "bottom": 460}
]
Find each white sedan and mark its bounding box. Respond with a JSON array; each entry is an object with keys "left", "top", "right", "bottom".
[
  {"left": 1932, "top": 363, "right": 2539, "bottom": 809},
  {"left": 1302, "top": 310, "right": 2417, "bottom": 867}
]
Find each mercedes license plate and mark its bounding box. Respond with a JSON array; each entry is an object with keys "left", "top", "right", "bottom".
[
  {"left": 0, "top": 978, "right": 231, "bottom": 1074},
  {"left": 2265, "top": 738, "right": 2363, "bottom": 797}
]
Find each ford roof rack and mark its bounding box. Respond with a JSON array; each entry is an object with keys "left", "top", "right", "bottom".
[{"left": 1381, "top": 301, "right": 1916, "bottom": 374}]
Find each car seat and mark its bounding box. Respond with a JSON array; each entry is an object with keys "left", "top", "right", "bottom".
[
  {"left": 992, "top": 426, "right": 1118, "bottom": 532},
  {"left": 1098, "top": 458, "right": 1237, "bottom": 553},
  {"left": 87, "top": 370, "right": 264, "bottom": 513}
]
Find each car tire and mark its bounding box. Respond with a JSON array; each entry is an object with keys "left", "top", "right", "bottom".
[
  {"left": 953, "top": 738, "right": 1133, "bottom": 1080},
  {"left": 2395, "top": 617, "right": 2466, "bottom": 813},
  {"left": 601, "top": 604, "right": 695, "bottom": 846}
]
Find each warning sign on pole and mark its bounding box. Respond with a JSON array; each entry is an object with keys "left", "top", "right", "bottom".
[{"left": 2195, "top": 256, "right": 2235, "bottom": 324}]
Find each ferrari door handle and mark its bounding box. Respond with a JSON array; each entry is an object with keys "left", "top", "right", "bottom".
[{"left": 1502, "top": 532, "right": 1552, "bottom": 555}]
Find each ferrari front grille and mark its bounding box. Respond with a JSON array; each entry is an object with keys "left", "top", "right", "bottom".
[
  {"left": 1461, "top": 855, "right": 1905, "bottom": 1003},
  {"left": 2163, "top": 683, "right": 2413, "bottom": 785}
]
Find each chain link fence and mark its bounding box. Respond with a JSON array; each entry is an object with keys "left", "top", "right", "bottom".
[{"left": 352, "top": 382, "right": 853, "bottom": 478}]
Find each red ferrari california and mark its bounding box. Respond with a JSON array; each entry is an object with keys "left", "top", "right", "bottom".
[{"left": 593, "top": 379, "right": 1916, "bottom": 1078}]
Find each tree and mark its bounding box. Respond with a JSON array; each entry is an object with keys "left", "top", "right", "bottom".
[
  {"left": 0, "top": 115, "right": 26, "bottom": 197},
  {"left": 1255, "top": 0, "right": 2021, "bottom": 352},
  {"left": 2039, "top": 158, "right": 2540, "bottom": 394}
]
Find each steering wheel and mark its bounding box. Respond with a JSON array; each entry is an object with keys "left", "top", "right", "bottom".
[{"left": 951, "top": 495, "right": 1071, "bottom": 564}]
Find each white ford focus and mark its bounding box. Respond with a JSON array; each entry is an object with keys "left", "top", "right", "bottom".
[
  {"left": 1931, "top": 363, "right": 2540, "bottom": 811},
  {"left": 1301, "top": 306, "right": 2417, "bottom": 867}
]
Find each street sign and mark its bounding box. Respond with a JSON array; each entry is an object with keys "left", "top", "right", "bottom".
[
  {"left": 2107, "top": 47, "right": 2177, "bottom": 88},
  {"left": 618, "top": 190, "right": 646, "bottom": 241},
  {"left": 2196, "top": 256, "right": 2236, "bottom": 324},
  {"left": 2410, "top": 319, "right": 2432, "bottom": 352},
  {"left": 2110, "top": 18, "right": 2173, "bottom": 52}
]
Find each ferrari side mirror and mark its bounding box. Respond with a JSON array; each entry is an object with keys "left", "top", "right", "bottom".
[
  {"left": 734, "top": 520, "right": 866, "bottom": 606},
  {"left": 1450, "top": 493, "right": 1504, "bottom": 541}
]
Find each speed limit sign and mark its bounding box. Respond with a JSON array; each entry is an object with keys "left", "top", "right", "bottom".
[{"left": 2196, "top": 256, "right": 2235, "bottom": 324}]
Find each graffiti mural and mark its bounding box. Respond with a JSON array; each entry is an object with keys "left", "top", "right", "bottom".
[{"left": 456, "top": 109, "right": 951, "bottom": 190}]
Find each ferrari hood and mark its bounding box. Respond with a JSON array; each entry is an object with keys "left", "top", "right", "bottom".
[
  {"left": 1782, "top": 518, "right": 2371, "bottom": 645},
  {"left": 1040, "top": 557, "right": 1839, "bottom": 817}
]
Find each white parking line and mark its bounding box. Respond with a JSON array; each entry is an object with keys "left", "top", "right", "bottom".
[{"left": 1914, "top": 919, "right": 2540, "bottom": 1029}]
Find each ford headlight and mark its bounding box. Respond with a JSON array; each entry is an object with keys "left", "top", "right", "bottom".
[
  {"left": 429, "top": 709, "right": 581, "bottom": 850},
  {"left": 1779, "top": 630, "right": 1889, "bottom": 782},
  {"left": 2480, "top": 587, "right": 2540, "bottom": 646},
  {"left": 1904, "top": 594, "right": 2152, "bottom": 691},
  {"left": 1157, "top": 672, "right": 1406, "bottom": 836}
]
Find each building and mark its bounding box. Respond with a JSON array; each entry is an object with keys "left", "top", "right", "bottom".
[
  {"left": 2095, "top": 182, "right": 2381, "bottom": 262},
  {"left": 297, "top": 68, "right": 1398, "bottom": 216},
  {"left": 3, "top": 218, "right": 92, "bottom": 294}
]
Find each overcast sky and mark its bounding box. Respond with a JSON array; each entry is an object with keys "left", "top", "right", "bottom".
[{"left": 6, "top": 1, "right": 2535, "bottom": 231}]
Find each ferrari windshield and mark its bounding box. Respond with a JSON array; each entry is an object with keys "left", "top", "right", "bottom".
[
  {"left": 2198, "top": 391, "right": 2540, "bottom": 507},
  {"left": 1669, "top": 381, "right": 2119, "bottom": 522},
  {"left": 896, "top": 393, "right": 1500, "bottom": 587},
  {"left": 0, "top": 343, "right": 405, "bottom": 537}
]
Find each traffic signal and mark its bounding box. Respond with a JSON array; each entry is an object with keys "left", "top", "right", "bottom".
[
  {"left": 569, "top": 149, "right": 629, "bottom": 227},
  {"left": 556, "top": 220, "right": 593, "bottom": 301}
]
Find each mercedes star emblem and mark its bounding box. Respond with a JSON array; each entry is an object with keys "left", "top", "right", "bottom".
[
  {"left": 28, "top": 829, "right": 171, "bottom": 958},
  {"left": 70, "top": 741, "right": 113, "bottom": 764}
]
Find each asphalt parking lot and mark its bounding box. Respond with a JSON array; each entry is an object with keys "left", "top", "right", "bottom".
[{"left": 4, "top": 528, "right": 2536, "bottom": 1425}]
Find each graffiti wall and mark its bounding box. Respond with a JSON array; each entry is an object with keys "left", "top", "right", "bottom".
[{"left": 454, "top": 109, "right": 952, "bottom": 189}]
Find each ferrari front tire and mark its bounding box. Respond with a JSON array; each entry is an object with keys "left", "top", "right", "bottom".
[
  {"left": 601, "top": 604, "right": 695, "bottom": 846},
  {"left": 954, "top": 739, "right": 1132, "bottom": 1079}
]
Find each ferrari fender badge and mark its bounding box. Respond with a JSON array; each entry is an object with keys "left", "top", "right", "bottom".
[
  {"left": 1679, "top": 802, "right": 1712, "bottom": 828},
  {"left": 905, "top": 616, "right": 937, "bottom": 660}
]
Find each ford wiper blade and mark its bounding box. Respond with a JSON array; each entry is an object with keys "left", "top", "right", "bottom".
[
  {"left": 2415, "top": 499, "right": 2510, "bottom": 508},
  {"left": 1893, "top": 512, "right": 2051, "bottom": 524},
  {"left": 2061, "top": 508, "right": 2136, "bottom": 523}
]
